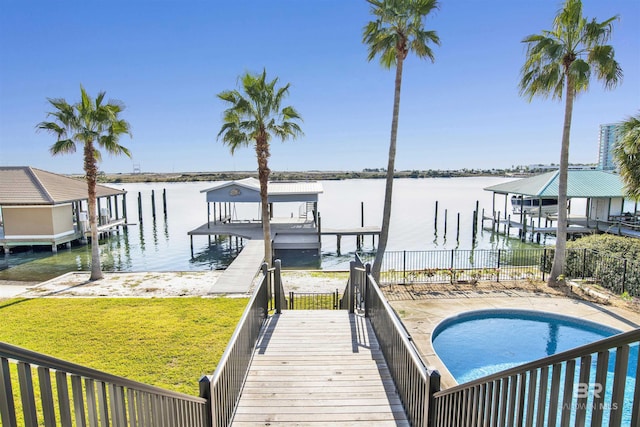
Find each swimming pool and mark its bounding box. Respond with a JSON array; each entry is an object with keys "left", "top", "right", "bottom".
[
  {"left": 431, "top": 309, "right": 637, "bottom": 425},
  {"left": 432, "top": 309, "right": 621, "bottom": 384}
]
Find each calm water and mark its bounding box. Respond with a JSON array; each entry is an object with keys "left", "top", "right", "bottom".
[{"left": 0, "top": 177, "right": 545, "bottom": 281}]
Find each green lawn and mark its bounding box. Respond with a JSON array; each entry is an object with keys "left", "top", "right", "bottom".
[{"left": 0, "top": 297, "right": 247, "bottom": 396}]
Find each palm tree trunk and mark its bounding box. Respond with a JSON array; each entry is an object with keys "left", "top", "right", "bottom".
[
  {"left": 84, "top": 141, "right": 103, "bottom": 281},
  {"left": 549, "top": 75, "right": 575, "bottom": 286},
  {"left": 256, "top": 136, "right": 272, "bottom": 267},
  {"left": 372, "top": 55, "right": 404, "bottom": 281}
]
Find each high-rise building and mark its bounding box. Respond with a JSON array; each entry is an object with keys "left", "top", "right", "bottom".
[{"left": 598, "top": 123, "right": 621, "bottom": 171}]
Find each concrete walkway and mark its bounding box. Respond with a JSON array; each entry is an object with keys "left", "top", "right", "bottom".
[{"left": 390, "top": 289, "right": 640, "bottom": 389}]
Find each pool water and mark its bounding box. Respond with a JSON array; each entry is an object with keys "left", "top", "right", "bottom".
[
  {"left": 432, "top": 309, "right": 620, "bottom": 383},
  {"left": 432, "top": 309, "right": 637, "bottom": 425}
]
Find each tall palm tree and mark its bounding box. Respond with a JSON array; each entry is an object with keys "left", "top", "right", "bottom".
[
  {"left": 37, "top": 86, "right": 132, "bottom": 281},
  {"left": 363, "top": 0, "right": 440, "bottom": 281},
  {"left": 519, "top": 0, "right": 621, "bottom": 286},
  {"left": 614, "top": 113, "right": 640, "bottom": 199},
  {"left": 217, "top": 70, "right": 303, "bottom": 267}
]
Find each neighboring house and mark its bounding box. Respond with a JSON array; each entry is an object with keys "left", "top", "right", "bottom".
[{"left": 0, "top": 166, "right": 127, "bottom": 253}]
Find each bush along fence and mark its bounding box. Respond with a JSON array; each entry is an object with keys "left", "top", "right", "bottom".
[{"left": 359, "top": 249, "right": 640, "bottom": 297}]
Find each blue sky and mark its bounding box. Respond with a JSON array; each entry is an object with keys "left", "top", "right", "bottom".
[{"left": 1, "top": 0, "right": 638, "bottom": 175}]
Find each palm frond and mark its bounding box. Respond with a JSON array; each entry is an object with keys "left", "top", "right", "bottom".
[
  {"left": 216, "top": 70, "right": 303, "bottom": 161},
  {"left": 520, "top": 0, "right": 621, "bottom": 101},
  {"left": 363, "top": 0, "right": 439, "bottom": 68},
  {"left": 614, "top": 113, "right": 640, "bottom": 199},
  {"left": 37, "top": 86, "right": 132, "bottom": 173},
  {"left": 49, "top": 139, "right": 76, "bottom": 155}
]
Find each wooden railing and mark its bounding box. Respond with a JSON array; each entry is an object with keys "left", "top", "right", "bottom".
[
  {"left": 199, "top": 261, "right": 272, "bottom": 427},
  {"left": 350, "top": 255, "right": 441, "bottom": 426},
  {"left": 432, "top": 328, "right": 640, "bottom": 427},
  {"left": 0, "top": 342, "right": 208, "bottom": 427}
]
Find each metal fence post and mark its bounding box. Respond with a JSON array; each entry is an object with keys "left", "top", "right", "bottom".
[
  {"left": 497, "top": 249, "right": 501, "bottom": 282},
  {"left": 365, "top": 263, "right": 371, "bottom": 318},
  {"left": 426, "top": 370, "right": 441, "bottom": 427},
  {"left": 542, "top": 248, "right": 547, "bottom": 281},
  {"left": 582, "top": 248, "right": 587, "bottom": 280},
  {"left": 198, "top": 375, "right": 213, "bottom": 427},
  {"left": 274, "top": 260, "right": 282, "bottom": 314},
  {"left": 403, "top": 251, "right": 407, "bottom": 284},
  {"left": 348, "top": 261, "right": 356, "bottom": 314},
  {"left": 261, "top": 263, "right": 270, "bottom": 312},
  {"left": 623, "top": 259, "right": 628, "bottom": 294}
]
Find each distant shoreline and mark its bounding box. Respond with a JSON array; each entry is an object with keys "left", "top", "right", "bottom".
[{"left": 95, "top": 169, "right": 538, "bottom": 184}]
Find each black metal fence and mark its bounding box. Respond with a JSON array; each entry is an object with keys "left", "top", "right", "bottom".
[
  {"left": 360, "top": 249, "right": 640, "bottom": 297},
  {"left": 286, "top": 291, "right": 340, "bottom": 310}
]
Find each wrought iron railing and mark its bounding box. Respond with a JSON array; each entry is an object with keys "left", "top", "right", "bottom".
[
  {"left": 286, "top": 290, "right": 340, "bottom": 310},
  {"left": 432, "top": 328, "right": 640, "bottom": 427},
  {"left": 200, "top": 261, "right": 272, "bottom": 427},
  {"left": 351, "top": 255, "right": 441, "bottom": 426},
  {"left": 359, "top": 249, "right": 640, "bottom": 297},
  {"left": 0, "top": 341, "right": 208, "bottom": 427}
]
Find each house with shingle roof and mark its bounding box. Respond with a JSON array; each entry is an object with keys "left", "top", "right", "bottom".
[{"left": 0, "top": 166, "right": 127, "bottom": 253}]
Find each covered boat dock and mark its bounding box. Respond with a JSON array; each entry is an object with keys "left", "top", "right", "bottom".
[{"left": 483, "top": 170, "right": 640, "bottom": 241}]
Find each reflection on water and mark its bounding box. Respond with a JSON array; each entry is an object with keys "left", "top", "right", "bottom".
[{"left": 1, "top": 178, "right": 546, "bottom": 282}]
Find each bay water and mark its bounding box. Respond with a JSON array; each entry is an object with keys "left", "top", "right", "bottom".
[{"left": 0, "top": 177, "right": 546, "bottom": 281}]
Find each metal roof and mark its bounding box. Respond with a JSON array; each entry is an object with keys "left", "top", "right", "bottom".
[
  {"left": 201, "top": 177, "right": 323, "bottom": 196},
  {"left": 484, "top": 170, "right": 625, "bottom": 198},
  {"left": 0, "top": 166, "right": 125, "bottom": 205}
]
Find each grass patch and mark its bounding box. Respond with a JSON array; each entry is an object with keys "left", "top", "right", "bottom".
[{"left": 0, "top": 297, "right": 247, "bottom": 395}]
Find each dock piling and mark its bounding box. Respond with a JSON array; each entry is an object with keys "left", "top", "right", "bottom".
[
  {"left": 151, "top": 190, "right": 156, "bottom": 219},
  {"left": 163, "top": 189, "right": 167, "bottom": 217},
  {"left": 138, "top": 192, "right": 143, "bottom": 223}
]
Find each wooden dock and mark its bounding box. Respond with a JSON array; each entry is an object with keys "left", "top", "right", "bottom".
[
  {"left": 189, "top": 220, "right": 380, "bottom": 252},
  {"left": 208, "top": 240, "right": 264, "bottom": 294},
  {"left": 232, "top": 311, "right": 408, "bottom": 426}
]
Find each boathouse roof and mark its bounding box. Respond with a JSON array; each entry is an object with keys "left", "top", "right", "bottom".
[
  {"left": 200, "top": 177, "right": 323, "bottom": 203},
  {"left": 484, "top": 170, "right": 626, "bottom": 198},
  {"left": 0, "top": 166, "right": 125, "bottom": 205}
]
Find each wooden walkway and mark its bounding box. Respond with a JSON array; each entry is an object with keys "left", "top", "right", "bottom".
[
  {"left": 208, "top": 240, "right": 264, "bottom": 294},
  {"left": 232, "top": 311, "right": 409, "bottom": 426}
]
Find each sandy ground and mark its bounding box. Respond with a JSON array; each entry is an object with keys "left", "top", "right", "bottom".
[{"left": 0, "top": 270, "right": 349, "bottom": 299}]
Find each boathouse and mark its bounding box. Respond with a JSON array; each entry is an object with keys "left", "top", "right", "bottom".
[
  {"left": 200, "top": 177, "right": 322, "bottom": 225},
  {"left": 0, "top": 166, "right": 127, "bottom": 253},
  {"left": 189, "top": 177, "right": 381, "bottom": 256},
  {"left": 483, "top": 169, "right": 639, "bottom": 239}
]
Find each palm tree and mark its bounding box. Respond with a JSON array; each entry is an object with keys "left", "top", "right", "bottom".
[
  {"left": 363, "top": 0, "right": 440, "bottom": 281},
  {"left": 37, "top": 86, "right": 132, "bottom": 281},
  {"left": 519, "top": 0, "right": 621, "bottom": 286},
  {"left": 217, "top": 70, "right": 303, "bottom": 267},
  {"left": 614, "top": 113, "right": 640, "bottom": 199}
]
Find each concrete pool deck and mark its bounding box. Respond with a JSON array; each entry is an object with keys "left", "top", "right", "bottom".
[{"left": 388, "top": 286, "right": 640, "bottom": 389}]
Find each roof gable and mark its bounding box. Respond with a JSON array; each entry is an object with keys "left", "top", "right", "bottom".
[{"left": 201, "top": 178, "right": 323, "bottom": 203}]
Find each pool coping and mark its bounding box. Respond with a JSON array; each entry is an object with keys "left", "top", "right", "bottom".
[{"left": 389, "top": 291, "right": 640, "bottom": 389}]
